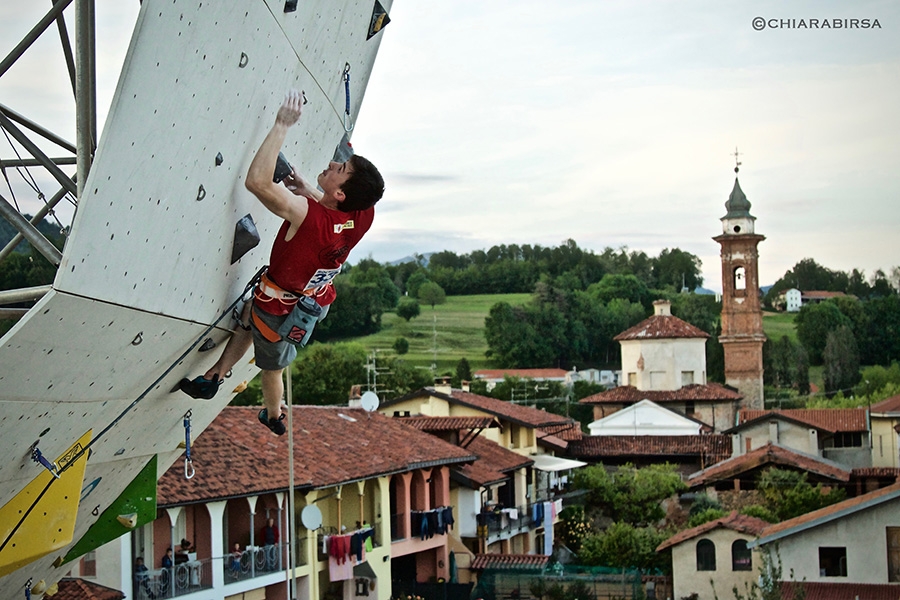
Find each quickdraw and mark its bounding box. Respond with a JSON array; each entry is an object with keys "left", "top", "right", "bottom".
[
  {"left": 183, "top": 410, "right": 195, "bottom": 480},
  {"left": 30, "top": 446, "right": 59, "bottom": 480},
  {"left": 342, "top": 63, "right": 353, "bottom": 132}
]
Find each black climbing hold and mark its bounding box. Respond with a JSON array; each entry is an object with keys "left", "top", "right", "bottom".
[
  {"left": 231, "top": 214, "right": 260, "bottom": 264},
  {"left": 199, "top": 338, "right": 217, "bottom": 352},
  {"left": 196, "top": 185, "right": 206, "bottom": 201},
  {"left": 368, "top": 1, "right": 391, "bottom": 40},
  {"left": 215, "top": 152, "right": 224, "bottom": 166},
  {"left": 284, "top": 0, "right": 297, "bottom": 13}
]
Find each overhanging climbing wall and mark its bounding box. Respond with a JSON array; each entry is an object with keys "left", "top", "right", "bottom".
[{"left": 0, "top": 0, "right": 392, "bottom": 595}]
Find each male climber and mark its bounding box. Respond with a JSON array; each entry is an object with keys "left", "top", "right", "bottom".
[{"left": 178, "top": 89, "right": 384, "bottom": 435}]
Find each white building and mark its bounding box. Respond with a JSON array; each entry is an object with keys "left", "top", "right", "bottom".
[
  {"left": 587, "top": 399, "right": 705, "bottom": 437},
  {"left": 784, "top": 288, "right": 802, "bottom": 312}
]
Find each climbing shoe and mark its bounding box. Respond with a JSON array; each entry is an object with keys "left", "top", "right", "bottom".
[
  {"left": 258, "top": 408, "right": 286, "bottom": 436},
  {"left": 178, "top": 374, "right": 223, "bottom": 400}
]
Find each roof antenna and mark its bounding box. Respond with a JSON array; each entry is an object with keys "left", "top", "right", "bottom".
[{"left": 733, "top": 146, "right": 742, "bottom": 173}]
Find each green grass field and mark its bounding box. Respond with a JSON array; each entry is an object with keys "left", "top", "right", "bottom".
[
  {"left": 762, "top": 310, "right": 798, "bottom": 343},
  {"left": 345, "top": 293, "right": 530, "bottom": 372},
  {"left": 344, "top": 295, "right": 801, "bottom": 374}
]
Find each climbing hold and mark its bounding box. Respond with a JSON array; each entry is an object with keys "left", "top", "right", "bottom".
[
  {"left": 367, "top": 1, "right": 391, "bottom": 40},
  {"left": 116, "top": 513, "right": 138, "bottom": 529},
  {"left": 196, "top": 185, "right": 206, "bottom": 201},
  {"left": 215, "top": 152, "right": 224, "bottom": 166},
  {"left": 238, "top": 52, "right": 249, "bottom": 68},
  {"left": 284, "top": 0, "right": 298, "bottom": 13},
  {"left": 332, "top": 132, "right": 354, "bottom": 164},
  {"left": 232, "top": 381, "right": 248, "bottom": 394},
  {"left": 231, "top": 214, "right": 260, "bottom": 264},
  {"left": 31, "top": 579, "right": 46, "bottom": 595},
  {"left": 199, "top": 338, "right": 216, "bottom": 352},
  {"left": 45, "top": 582, "right": 58, "bottom": 597},
  {"left": 131, "top": 332, "right": 143, "bottom": 346}
]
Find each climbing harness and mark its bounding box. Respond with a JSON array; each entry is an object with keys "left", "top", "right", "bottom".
[
  {"left": 183, "top": 411, "right": 195, "bottom": 480},
  {"left": 342, "top": 63, "right": 354, "bottom": 132},
  {"left": 30, "top": 446, "right": 59, "bottom": 480}
]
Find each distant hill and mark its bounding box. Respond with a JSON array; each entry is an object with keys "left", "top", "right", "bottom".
[
  {"left": 388, "top": 252, "right": 433, "bottom": 267},
  {"left": 0, "top": 217, "right": 65, "bottom": 254}
]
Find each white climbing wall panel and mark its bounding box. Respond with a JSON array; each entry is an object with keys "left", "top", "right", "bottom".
[{"left": 0, "top": 0, "right": 392, "bottom": 594}]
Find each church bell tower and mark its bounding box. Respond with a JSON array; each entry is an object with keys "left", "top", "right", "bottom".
[{"left": 714, "top": 156, "right": 766, "bottom": 409}]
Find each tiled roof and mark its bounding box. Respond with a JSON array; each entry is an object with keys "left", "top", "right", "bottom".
[
  {"left": 801, "top": 291, "right": 848, "bottom": 300},
  {"left": 398, "top": 415, "right": 500, "bottom": 431},
  {"left": 536, "top": 431, "right": 569, "bottom": 453},
  {"left": 754, "top": 482, "right": 900, "bottom": 546},
  {"left": 54, "top": 579, "right": 125, "bottom": 600},
  {"left": 870, "top": 393, "right": 900, "bottom": 414},
  {"left": 851, "top": 467, "right": 900, "bottom": 479},
  {"left": 781, "top": 582, "right": 900, "bottom": 600},
  {"left": 539, "top": 422, "right": 583, "bottom": 442},
  {"left": 470, "top": 553, "right": 550, "bottom": 570},
  {"left": 580, "top": 383, "right": 742, "bottom": 404},
  {"left": 614, "top": 314, "right": 709, "bottom": 341},
  {"left": 657, "top": 511, "right": 769, "bottom": 551},
  {"left": 570, "top": 435, "right": 731, "bottom": 461},
  {"left": 687, "top": 443, "right": 851, "bottom": 488},
  {"left": 452, "top": 436, "right": 533, "bottom": 488},
  {"left": 474, "top": 369, "right": 568, "bottom": 380},
  {"left": 385, "top": 387, "right": 577, "bottom": 429},
  {"left": 738, "top": 408, "right": 868, "bottom": 433},
  {"left": 158, "top": 407, "right": 475, "bottom": 505}
]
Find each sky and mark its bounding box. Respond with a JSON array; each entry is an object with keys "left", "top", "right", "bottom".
[{"left": 2, "top": 0, "right": 899, "bottom": 292}]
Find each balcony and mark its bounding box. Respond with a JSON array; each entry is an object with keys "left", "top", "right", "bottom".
[
  {"left": 134, "top": 544, "right": 289, "bottom": 599},
  {"left": 478, "top": 503, "right": 538, "bottom": 544}
]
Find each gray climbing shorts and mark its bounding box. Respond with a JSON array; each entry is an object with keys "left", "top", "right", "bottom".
[{"left": 251, "top": 302, "right": 330, "bottom": 370}]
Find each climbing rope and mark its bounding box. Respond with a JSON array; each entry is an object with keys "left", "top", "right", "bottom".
[
  {"left": 342, "top": 63, "right": 353, "bottom": 132},
  {"left": 0, "top": 266, "right": 267, "bottom": 555},
  {"left": 285, "top": 367, "right": 297, "bottom": 599},
  {"left": 183, "top": 410, "right": 195, "bottom": 480}
]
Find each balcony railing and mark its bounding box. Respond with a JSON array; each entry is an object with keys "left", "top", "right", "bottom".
[
  {"left": 133, "top": 544, "right": 288, "bottom": 599},
  {"left": 478, "top": 503, "right": 547, "bottom": 541},
  {"left": 223, "top": 543, "right": 285, "bottom": 583}
]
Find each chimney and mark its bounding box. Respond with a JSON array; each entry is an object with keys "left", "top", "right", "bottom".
[
  {"left": 433, "top": 376, "right": 452, "bottom": 395},
  {"left": 461, "top": 380, "right": 470, "bottom": 393},
  {"left": 348, "top": 384, "right": 362, "bottom": 408},
  {"left": 652, "top": 300, "right": 672, "bottom": 316}
]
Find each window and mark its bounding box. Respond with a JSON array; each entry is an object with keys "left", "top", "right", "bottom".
[
  {"left": 832, "top": 432, "right": 863, "bottom": 448},
  {"left": 628, "top": 372, "right": 637, "bottom": 386},
  {"left": 685, "top": 401, "right": 696, "bottom": 416},
  {"left": 732, "top": 540, "right": 752, "bottom": 571},
  {"left": 696, "top": 539, "right": 716, "bottom": 571},
  {"left": 80, "top": 551, "right": 97, "bottom": 577},
  {"left": 681, "top": 371, "right": 694, "bottom": 386},
  {"left": 818, "top": 547, "right": 847, "bottom": 577},
  {"left": 888, "top": 527, "right": 900, "bottom": 582},
  {"left": 734, "top": 266, "right": 746, "bottom": 291}
]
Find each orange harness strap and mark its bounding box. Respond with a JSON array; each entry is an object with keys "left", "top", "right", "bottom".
[{"left": 250, "top": 306, "right": 282, "bottom": 344}]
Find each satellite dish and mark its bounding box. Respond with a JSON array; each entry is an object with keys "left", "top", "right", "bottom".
[
  {"left": 360, "top": 391, "right": 379, "bottom": 412},
  {"left": 300, "top": 505, "right": 323, "bottom": 530}
]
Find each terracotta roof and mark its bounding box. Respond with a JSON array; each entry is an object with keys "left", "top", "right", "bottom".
[
  {"left": 688, "top": 443, "right": 851, "bottom": 488},
  {"left": 474, "top": 369, "right": 568, "bottom": 380},
  {"left": 54, "top": 579, "right": 125, "bottom": 600},
  {"left": 384, "top": 387, "right": 577, "bottom": 429},
  {"left": 452, "top": 435, "right": 534, "bottom": 488},
  {"left": 657, "top": 511, "right": 769, "bottom": 551},
  {"left": 781, "top": 582, "right": 900, "bottom": 600},
  {"left": 614, "top": 314, "right": 709, "bottom": 341},
  {"left": 738, "top": 408, "right": 868, "bottom": 433},
  {"left": 753, "top": 482, "right": 900, "bottom": 546},
  {"left": 801, "top": 291, "right": 848, "bottom": 300},
  {"left": 580, "top": 383, "right": 742, "bottom": 404},
  {"left": 870, "top": 394, "right": 900, "bottom": 414},
  {"left": 570, "top": 435, "right": 731, "bottom": 461},
  {"left": 470, "top": 553, "right": 550, "bottom": 570},
  {"left": 158, "top": 407, "right": 475, "bottom": 505},
  {"left": 536, "top": 430, "right": 569, "bottom": 453},
  {"left": 397, "top": 415, "right": 501, "bottom": 431},
  {"left": 539, "top": 422, "right": 583, "bottom": 442},
  {"left": 851, "top": 467, "right": 900, "bottom": 480}
]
